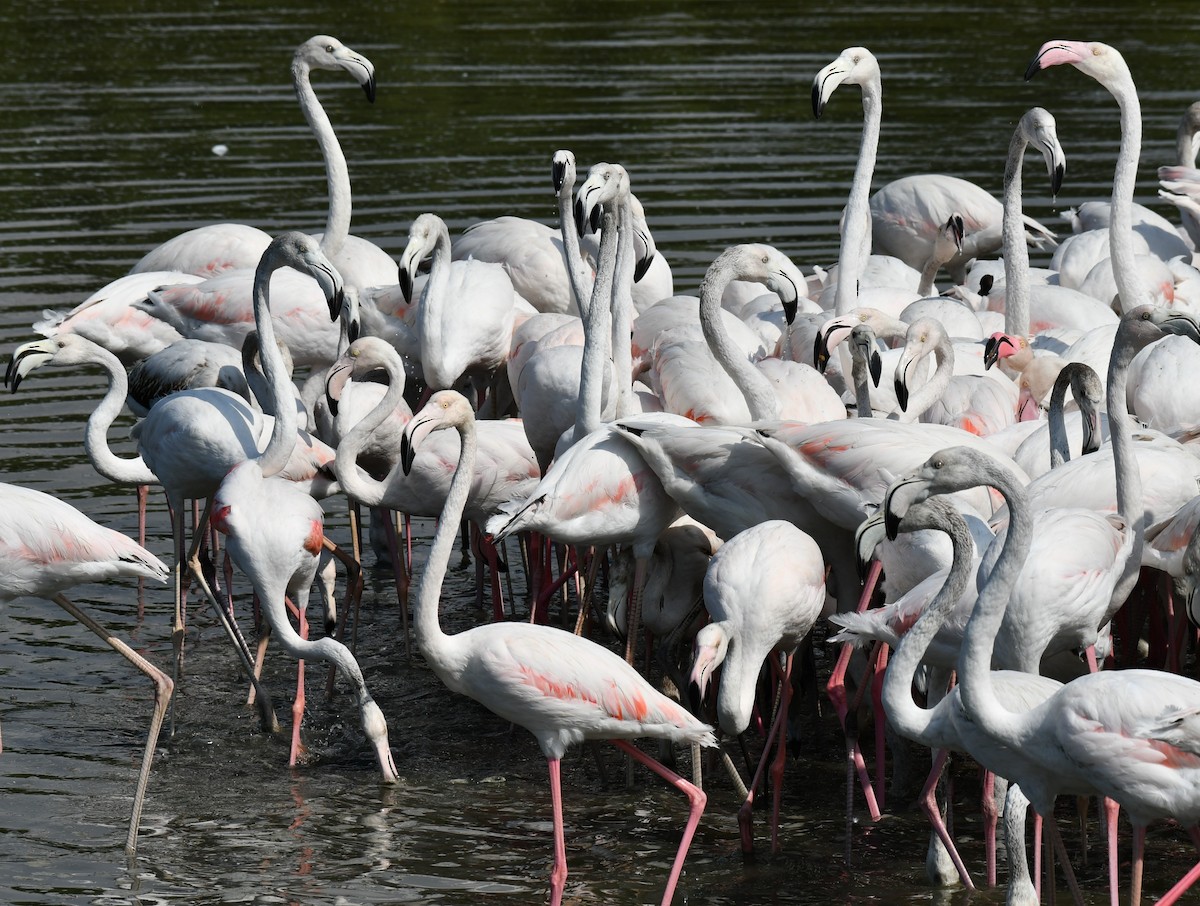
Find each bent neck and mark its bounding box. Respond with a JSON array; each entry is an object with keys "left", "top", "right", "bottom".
[
  {"left": 251, "top": 256, "right": 298, "bottom": 477},
  {"left": 334, "top": 354, "right": 408, "bottom": 507},
  {"left": 86, "top": 344, "right": 158, "bottom": 486},
  {"left": 293, "top": 61, "right": 351, "bottom": 259},
  {"left": 1106, "top": 323, "right": 1144, "bottom": 605},
  {"left": 698, "top": 256, "right": 780, "bottom": 422},
  {"left": 899, "top": 333, "right": 952, "bottom": 423}
]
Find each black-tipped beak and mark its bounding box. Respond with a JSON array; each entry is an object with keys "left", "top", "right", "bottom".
[
  {"left": 979, "top": 274, "right": 994, "bottom": 297},
  {"left": 346, "top": 315, "right": 360, "bottom": 345},
  {"left": 950, "top": 214, "right": 964, "bottom": 250},
  {"left": 894, "top": 374, "right": 909, "bottom": 412},
  {"left": 1051, "top": 162, "right": 1065, "bottom": 196},
  {"left": 328, "top": 286, "right": 345, "bottom": 323},
  {"left": 983, "top": 336, "right": 1000, "bottom": 370},
  {"left": 814, "top": 327, "right": 831, "bottom": 373},
  {"left": 782, "top": 297, "right": 798, "bottom": 326},
  {"left": 1024, "top": 49, "right": 1051, "bottom": 81},
  {"left": 634, "top": 251, "right": 655, "bottom": 283},
  {"left": 573, "top": 197, "right": 586, "bottom": 237},
  {"left": 552, "top": 158, "right": 566, "bottom": 194},
  {"left": 399, "top": 267, "right": 413, "bottom": 305},
  {"left": 1165, "top": 313, "right": 1200, "bottom": 344},
  {"left": 812, "top": 81, "right": 824, "bottom": 119},
  {"left": 869, "top": 350, "right": 882, "bottom": 386},
  {"left": 361, "top": 74, "right": 376, "bottom": 103},
  {"left": 400, "top": 432, "right": 415, "bottom": 475},
  {"left": 882, "top": 477, "right": 919, "bottom": 541},
  {"left": 4, "top": 352, "right": 17, "bottom": 390}
]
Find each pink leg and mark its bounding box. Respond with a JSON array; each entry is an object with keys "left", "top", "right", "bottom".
[
  {"left": 546, "top": 757, "right": 567, "bottom": 906},
  {"left": 919, "top": 749, "right": 976, "bottom": 890},
  {"left": 981, "top": 770, "right": 998, "bottom": 887},
  {"left": 479, "top": 529, "right": 507, "bottom": 622},
  {"left": 380, "top": 509, "right": 411, "bottom": 658},
  {"left": 1034, "top": 811, "right": 1043, "bottom": 902},
  {"left": 1046, "top": 816, "right": 1086, "bottom": 906},
  {"left": 1156, "top": 826, "right": 1200, "bottom": 906},
  {"left": 736, "top": 655, "right": 791, "bottom": 854},
  {"left": 871, "top": 644, "right": 889, "bottom": 810},
  {"left": 623, "top": 557, "right": 647, "bottom": 666},
  {"left": 1131, "top": 824, "right": 1146, "bottom": 906},
  {"left": 611, "top": 739, "right": 707, "bottom": 906},
  {"left": 826, "top": 559, "right": 883, "bottom": 832},
  {"left": 289, "top": 600, "right": 308, "bottom": 767},
  {"left": 1104, "top": 797, "right": 1120, "bottom": 906}
]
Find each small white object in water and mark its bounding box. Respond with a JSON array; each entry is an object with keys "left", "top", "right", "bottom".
[{"left": 211, "top": 144, "right": 229, "bottom": 157}]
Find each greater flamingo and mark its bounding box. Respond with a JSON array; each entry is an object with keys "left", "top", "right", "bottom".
[
  {"left": 403, "top": 390, "right": 715, "bottom": 906},
  {"left": 0, "top": 482, "right": 172, "bottom": 857},
  {"left": 208, "top": 459, "right": 399, "bottom": 781},
  {"left": 689, "top": 519, "right": 826, "bottom": 854}
]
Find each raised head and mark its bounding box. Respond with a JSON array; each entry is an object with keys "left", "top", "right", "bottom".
[
  {"left": 573, "top": 162, "right": 630, "bottom": 237},
  {"left": 812, "top": 46, "right": 880, "bottom": 119},
  {"left": 324, "top": 335, "right": 401, "bottom": 413},
  {"left": 883, "top": 445, "right": 1016, "bottom": 539},
  {"left": 702, "top": 243, "right": 804, "bottom": 325},
  {"left": 1025, "top": 40, "right": 1131, "bottom": 88},
  {"left": 294, "top": 35, "right": 376, "bottom": 102},
  {"left": 6, "top": 334, "right": 102, "bottom": 392},
  {"left": 397, "top": 213, "right": 449, "bottom": 304},
  {"left": 261, "top": 231, "right": 345, "bottom": 322},
  {"left": 1020, "top": 107, "right": 1066, "bottom": 196},
  {"left": 400, "top": 389, "right": 475, "bottom": 474}
]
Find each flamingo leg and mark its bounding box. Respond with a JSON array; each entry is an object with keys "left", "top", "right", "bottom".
[
  {"left": 573, "top": 545, "right": 603, "bottom": 637},
  {"left": 1104, "top": 796, "right": 1120, "bottom": 906},
  {"left": 1046, "top": 816, "right": 1085, "bottom": 906},
  {"left": 918, "top": 748, "right": 976, "bottom": 890},
  {"left": 290, "top": 599, "right": 308, "bottom": 767},
  {"left": 547, "top": 757, "right": 567, "bottom": 906},
  {"left": 380, "top": 508, "right": 410, "bottom": 658},
  {"left": 981, "top": 769, "right": 998, "bottom": 887},
  {"left": 611, "top": 739, "right": 707, "bottom": 906},
  {"left": 1156, "top": 826, "right": 1200, "bottom": 906},
  {"left": 623, "top": 556, "right": 647, "bottom": 666},
  {"left": 737, "top": 654, "right": 789, "bottom": 855},
  {"left": 1131, "top": 823, "right": 1146, "bottom": 906},
  {"left": 51, "top": 593, "right": 173, "bottom": 859},
  {"left": 168, "top": 503, "right": 186, "bottom": 737},
  {"left": 323, "top": 535, "right": 364, "bottom": 698},
  {"left": 871, "top": 644, "right": 889, "bottom": 810}
]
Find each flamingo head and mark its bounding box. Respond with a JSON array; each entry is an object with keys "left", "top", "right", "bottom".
[
  {"left": 1025, "top": 40, "right": 1130, "bottom": 88},
  {"left": 1021, "top": 107, "right": 1067, "bottom": 197},
  {"left": 885, "top": 446, "right": 1018, "bottom": 539},
  {"left": 6, "top": 335, "right": 94, "bottom": 392},
  {"left": 983, "top": 331, "right": 1025, "bottom": 370},
  {"left": 551, "top": 149, "right": 577, "bottom": 196},
  {"left": 849, "top": 323, "right": 882, "bottom": 387},
  {"left": 812, "top": 46, "right": 880, "bottom": 119},
  {"left": 854, "top": 510, "right": 886, "bottom": 579},
  {"left": 397, "top": 213, "right": 446, "bottom": 304},
  {"left": 688, "top": 622, "right": 730, "bottom": 709},
  {"left": 573, "top": 162, "right": 630, "bottom": 238},
  {"left": 400, "top": 389, "right": 475, "bottom": 475},
  {"left": 295, "top": 35, "right": 377, "bottom": 103}
]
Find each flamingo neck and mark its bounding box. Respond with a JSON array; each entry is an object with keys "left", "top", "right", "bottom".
[
  {"left": 881, "top": 515, "right": 975, "bottom": 745},
  {"left": 899, "top": 333, "right": 952, "bottom": 423},
  {"left": 557, "top": 174, "right": 593, "bottom": 319},
  {"left": 851, "top": 352, "right": 874, "bottom": 417},
  {"left": 574, "top": 207, "right": 618, "bottom": 442},
  {"left": 698, "top": 255, "right": 780, "bottom": 422},
  {"left": 1002, "top": 130, "right": 1032, "bottom": 336},
  {"left": 1107, "top": 73, "right": 1148, "bottom": 313},
  {"left": 834, "top": 77, "right": 881, "bottom": 315},
  {"left": 334, "top": 353, "right": 408, "bottom": 507},
  {"left": 293, "top": 60, "right": 351, "bottom": 259},
  {"left": 84, "top": 344, "right": 158, "bottom": 486},
  {"left": 611, "top": 196, "right": 636, "bottom": 419},
  {"left": 1105, "top": 322, "right": 1144, "bottom": 606},
  {"left": 957, "top": 463, "right": 1035, "bottom": 745},
  {"left": 416, "top": 224, "right": 455, "bottom": 389},
  {"left": 414, "top": 417, "right": 477, "bottom": 663},
  {"left": 1046, "top": 370, "right": 1072, "bottom": 468},
  {"left": 251, "top": 254, "right": 298, "bottom": 478}
]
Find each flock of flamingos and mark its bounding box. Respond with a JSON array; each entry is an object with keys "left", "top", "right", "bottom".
[{"left": 8, "top": 30, "right": 1200, "bottom": 906}]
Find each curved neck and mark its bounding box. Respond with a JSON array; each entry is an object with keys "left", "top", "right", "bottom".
[
  {"left": 957, "top": 464, "right": 1035, "bottom": 744},
  {"left": 414, "top": 417, "right": 477, "bottom": 660},
  {"left": 417, "top": 224, "right": 454, "bottom": 373},
  {"left": 334, "top": 356, "right": 408, "bottom": 507},
  {"left": 1002, "top": 130, "right": 1031, "bottom": 336},
  {"left": 85, "top": 345, "right": 159, "bottom": 485},
  {"left": 557, "top": 177, "right": 593, "bottom": 319},
  {"left": 251, "top": 257, "right": 298, "bottom": 477},
  {"left": 574, "top": 208, "right": 618, "bottom": 442},
  {"left": 1106, "top": 323, "right": 1144, "bottom": 605},
  {"left": 611, "top": 197, "right": 636, "bottom": 418},
  {"left": 1047, "top": 371, "right": 1071, "bottom": 468},
  {"left": 1108, "top": 76, "right": 1147, "bottom": 313},
  {"left": 881, "top": 517, "right": 975, "bottom": 744},
  {"left": 899, "top": 334, "right": 953, "bottom": 423},
  {"left": 698, "top": 256, "right": 780, "bottom": 422},
  {"left": 834, "top": 78, "right": 881, "bottom": 315},
  {"left": 293, "top": 60, "right": 350, "bottom": 258}
]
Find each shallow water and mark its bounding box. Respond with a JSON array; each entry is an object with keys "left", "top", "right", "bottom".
[{"left": 3, "top": 1, "right": 1200, "bottom": 903}]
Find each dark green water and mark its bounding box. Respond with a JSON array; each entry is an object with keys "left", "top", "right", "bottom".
[{"left": 2, "top": 1, "right": 1200, "bottom": 903}]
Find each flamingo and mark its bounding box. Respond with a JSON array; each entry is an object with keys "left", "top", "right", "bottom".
[
  {"left": 689, "top": 519, "right": 827, "bottom": 854},
  {"left": 132, "top": 36, "right": 389, "bottom": 287},
  {"left": 1159, "top": 101, "right": 1200, "bottom": 247},
  {"left": 8, "top": 232, "right": 346, "bottom": 732},
  {"left": 650, "top": 243, "right": 845, "bottom": 425},
  {"left": 812, "top": 46, "right": 882, "bottom": 316},
  {"left": 402, "top": 389, "right": 715, "bottom": 906},
  {"left": 0, "top": 482, "right": 172, "bottom": 857},
  {"left": 398, "top": 212, "right": 519, "bottom": 396},
  {"left": 1011, "top": 361, "right": 1107, "bottom": 479},
  {"left": 208, "top": 459, "right": 399, "bottom": 781}
]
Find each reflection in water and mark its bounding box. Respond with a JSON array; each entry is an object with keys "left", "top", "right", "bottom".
[{"left": 2, "top": 1, "right": 1200, "bottom": 904}]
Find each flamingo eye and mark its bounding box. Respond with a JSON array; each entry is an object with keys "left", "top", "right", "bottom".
[
  {"left": 761, "top": 255, "right": 769, "bottom": 264},
  {"left": 326, "top": 45, "right": 336, "bottom": 53}
]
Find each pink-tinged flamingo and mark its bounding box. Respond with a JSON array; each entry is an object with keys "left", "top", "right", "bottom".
[
  {"left": 403, "top": 390, "right": 715, "bottom": 906},
  {"left": 132, "top": 36, "right": 389, "bottom": 287},
  {"left": 0, "top": 482, "right": 171, "bottom": 857},
  {"left": 689, "top": 519, "right": 826, "bottom": 854},
  {"left": 8, "top": 232, "right": 346, "bottom": 732},
  {"left": 208, "top": 460, "right": 398, "bottom": 781}
]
